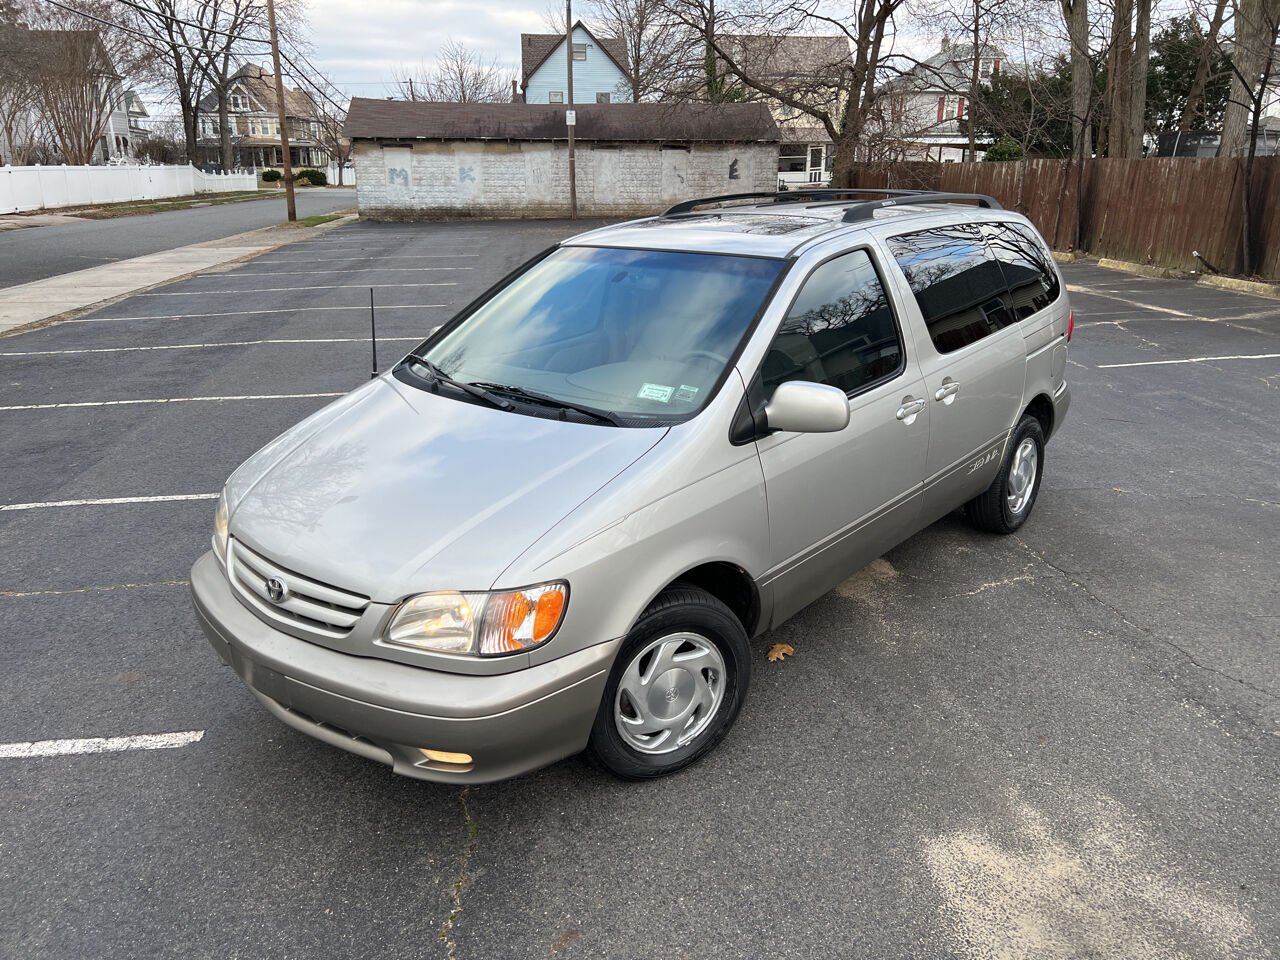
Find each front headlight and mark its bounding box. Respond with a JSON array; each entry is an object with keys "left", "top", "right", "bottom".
[
  {"left": 212, "top": 490, "right": 229, "bottom": 565},
  {"left": 386, "top": 582, "right": 568, "bottom": 657}
]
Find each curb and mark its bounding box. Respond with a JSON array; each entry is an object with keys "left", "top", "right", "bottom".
[
  {"left": 1195, "top": 273, "right": 1280, "bottom": 301},
  {"left": 0, "top": 211, "right": 357, "bottom": 337},
  {"left": 1093, "top": 256, "right": 1280, "bottom": 300}
]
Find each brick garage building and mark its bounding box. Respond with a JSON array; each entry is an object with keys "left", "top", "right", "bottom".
[{"left": 343, "top": 99, "right": 780, "bottom": 219}]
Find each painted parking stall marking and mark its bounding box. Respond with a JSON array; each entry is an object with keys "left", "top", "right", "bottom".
[
  {"left": 0, "top": 731, "right": 204, "bottom": 758},
  {"left": 1099, "top": 353, "right": 1280, "bottom": 369},
  {"left": 0, "top": 336, "right": 422, "bottom": 357},
  {"left": 2, "top": 493, "right": 218, "bottom": 512},
  {"left": 138, "top": 282, "right": 459, "bottom": 296},
  {"left": 0, "top": 392, "right": 344, "bottom": 412},
  {"left": 69, "top": 305, "right": 447, "bottom": 323}
]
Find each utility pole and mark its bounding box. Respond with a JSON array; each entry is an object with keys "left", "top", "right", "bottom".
[
  {"left": 565, "top": 0, "right": 577, "bottom": 218},
  {"left": 408, "top": 77, "right": 415, "bottom": 101},
  {"left": 266, "top": 0, "right": 296, "bottom": 222}
]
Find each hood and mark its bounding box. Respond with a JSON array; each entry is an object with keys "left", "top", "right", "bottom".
[{"left": 225, "top": 375, "right": 667, "bottom": 602}]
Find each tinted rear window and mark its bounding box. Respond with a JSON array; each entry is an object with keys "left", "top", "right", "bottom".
[
  {"left": 887, "top": 224, "right": 1016, "bottom": 353},
  {"left": 984, "top": 221, "right": 1061, "bottom": 320}
]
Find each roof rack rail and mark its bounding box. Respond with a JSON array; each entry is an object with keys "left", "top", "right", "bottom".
[
  {"left": 840, "top": 193, "right": 1002, "bottom": 222},
  {"left": 659, "top": 188, "right": 1003, "bottom": 220},
  {"left": 660, "top": 188, "right": 939, "bottom": 218}
]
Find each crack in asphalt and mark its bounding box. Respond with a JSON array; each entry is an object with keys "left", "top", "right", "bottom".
[
  {"left": 1011, "top": 537, "right": 1278, "bottom": 706},
  {"left": 438, "top": 786, "right": 479, "bottom": 960}
]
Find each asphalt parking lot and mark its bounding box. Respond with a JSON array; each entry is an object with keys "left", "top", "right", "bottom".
[{"left": 1, "top": 220, "right": 1276, "bottom": 959}]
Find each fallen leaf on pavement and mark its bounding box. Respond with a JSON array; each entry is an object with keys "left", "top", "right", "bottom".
[{"left": 767, "top": 643, "right": 795, "bottom": 662}]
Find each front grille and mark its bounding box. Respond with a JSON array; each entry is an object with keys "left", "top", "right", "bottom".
[{"left": 227, "top": 538, "right": 370, "bottom": 640}]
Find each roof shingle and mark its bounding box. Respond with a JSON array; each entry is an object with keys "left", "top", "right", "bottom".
[{"left": 344, "top": 99, "right": 780, "bottom": 143}]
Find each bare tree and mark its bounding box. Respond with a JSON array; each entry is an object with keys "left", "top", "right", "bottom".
[
  {"left": 392, "top": 40, "right": 513, "bottom": 103},
  {"left": 1179, "top": 0, "right": 1231, "bottom": 130},
  {"left": 587, "top": 0, "right": 687, "bottom": 100},
  {"left": 1218, "top": 0, "right": 1280, "bottom": 155},
  {"left": 0, "top": 5, "right": 45, "bottom": 163},
  {"left": 664, "top": 0, "right": 905, "bottom": 184}
]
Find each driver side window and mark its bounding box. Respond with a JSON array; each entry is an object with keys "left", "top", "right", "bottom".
[{"left": 761, "top": 249, "right": 904, "bottom": 397}]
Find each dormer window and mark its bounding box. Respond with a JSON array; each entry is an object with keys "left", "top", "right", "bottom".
[
  {"left": 979, "top": 59, "right": 999, "bottom": 78},
  {"left": 230, "top": 94, "right": 249, "bottom": 111}
]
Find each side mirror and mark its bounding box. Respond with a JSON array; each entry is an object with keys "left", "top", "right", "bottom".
[{"left": 763, "top": 381, "right": 850, "bottom": 434}]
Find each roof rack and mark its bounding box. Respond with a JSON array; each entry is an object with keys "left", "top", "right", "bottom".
[
  {"left": 659, "top": 188, "right": 1002, "bottom": 221},
  {"left": 840, "top": 192, "right": 1002, "bottom": 222}
]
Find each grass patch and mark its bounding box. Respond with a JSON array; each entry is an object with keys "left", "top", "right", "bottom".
[
  {"left": 74, "top": 191, "right": 268, "bottom": 219},
  {"left": 287, "top": 212, "right": 349, "bottom": 228}
]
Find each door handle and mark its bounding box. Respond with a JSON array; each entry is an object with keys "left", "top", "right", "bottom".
[
  {"left": 896, "top": 396, "right": 926, "bottom": 424},
  {"left": 934, "top": 378, "right": 960, "bottom": 404}
]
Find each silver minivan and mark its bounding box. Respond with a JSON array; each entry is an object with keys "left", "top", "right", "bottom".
[{"left": 192, "top": 190, "right": 1072, "bottom": 783}]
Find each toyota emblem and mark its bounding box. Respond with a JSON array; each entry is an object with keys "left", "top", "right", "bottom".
[{"left": 265, "top": 577, "right": 288, "bottom": 604}]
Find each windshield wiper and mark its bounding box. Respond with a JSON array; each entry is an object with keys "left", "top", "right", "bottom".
[
  {"left": 469, "top": 381, "right": 625, "bottom": 426},
  {"left": 407, "top": 357, "right": 515, "bottom": 411}
]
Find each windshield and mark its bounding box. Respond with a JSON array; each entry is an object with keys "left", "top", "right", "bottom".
[{"left": 411, "top": 246, "right": 786, "bottom": 422}]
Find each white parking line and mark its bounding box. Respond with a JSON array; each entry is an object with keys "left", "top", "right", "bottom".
[
  {"left": 258, "top": 254, "right": 482, "bottom": 263},
  {"left": 69, "top": 305, "right": 446, "bottom": 323},
  {"left": 0, "top": 392, "right": 342, "bottom": 412},
  {"left": 0, "top": 336, "right": 421, "bottom": 357},
  {"left": 1098, "top": 353, "right": 1280, "bottom": 369},
  {"left": 230, "top": 267, "right": 472, "bottom": 276},
  {"left": 2, "top": 579, "right": 189, "bottom": 598},
  {"left": 0, "top": 731, "right": 204, "bottom": 758},
  {"left": 2, "top": 493, "right": 218, "bottom": 511},
  {"left": 138, "top": 283, "right": 457, "bottom": 296}
]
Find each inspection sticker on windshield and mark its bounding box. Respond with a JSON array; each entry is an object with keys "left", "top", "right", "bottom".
[
  {"left": 674, "top": 384, "right": 700, "bottom": 403},
  {"left": 637, "top": 383, "right": 674, "bottom": 403}
]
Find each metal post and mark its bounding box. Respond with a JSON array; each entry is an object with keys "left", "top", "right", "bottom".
[
  {"left": 565, "top": 0, "right": 577, "bottom": 219},
  {"left": 266, "top": 0, "right": 296, "bottom": 222}
]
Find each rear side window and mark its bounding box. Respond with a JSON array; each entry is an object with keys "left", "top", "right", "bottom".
[
  {"left": 761, "top": 249, "right": 903, "bottom": 396},
  {"left": 888, "top": 224, "right": 1016, "bottom": 354},
  {"left": 985, "top": 221, "right": 1061, "bottom": 319}
]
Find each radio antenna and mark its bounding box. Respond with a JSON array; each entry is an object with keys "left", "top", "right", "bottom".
[{"left": 369, "top": 287, "right": 378, "bottom": 378}]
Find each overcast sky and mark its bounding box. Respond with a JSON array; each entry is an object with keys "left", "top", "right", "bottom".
[{"left": 307, "top": 0, "right": 548, "bottom": 97}]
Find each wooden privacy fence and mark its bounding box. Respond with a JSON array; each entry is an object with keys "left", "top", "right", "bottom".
[{"left": 846, "top": 157, "right": 1280, "bottom": 281}]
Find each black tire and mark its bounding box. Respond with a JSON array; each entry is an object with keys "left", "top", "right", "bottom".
[
  {"left": 586, "top": 584, "right": 750, "bottom": 780},
  {"left": 966, "top": 414, "right": 1046, "bottom": 534}
]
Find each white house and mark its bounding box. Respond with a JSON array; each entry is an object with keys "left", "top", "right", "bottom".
[
  {"left": 713, "top": 34, "right": 851, "bottom": 189},
  {"left": 520, "top": 22, "right": 633, "bottom": 105},
  {"left": 885, "top": 40, "right": 1012, "bottom": 162}
]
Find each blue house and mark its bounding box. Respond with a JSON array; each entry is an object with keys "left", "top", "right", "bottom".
[{"left": 520, "top": 22, "right": 633, "bottom": 105}]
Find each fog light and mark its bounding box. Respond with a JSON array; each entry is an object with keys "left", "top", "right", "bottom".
[{"left": 419, "top": 748, "right": 473, "bottom": 765}]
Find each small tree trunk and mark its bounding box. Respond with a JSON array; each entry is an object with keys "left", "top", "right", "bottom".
[
  {"left": 969, "top": 0, "right": 980, "bottom": 161},
  {"left": 1178, "top": 0, "right": 1228, "bottom": 131},
  {"left": 218, "top": 87, "right": 233, "bottom": 171}
]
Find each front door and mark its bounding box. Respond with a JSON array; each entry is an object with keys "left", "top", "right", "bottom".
[
  {"left": 752, "top": 247, "right": 930, "bottom": 627},
  {"left": 882, "top": 224, "right": 1028, "bottom": 519},
  {"left": 807, "top": 145, "right": 827, "bottom": 183}
]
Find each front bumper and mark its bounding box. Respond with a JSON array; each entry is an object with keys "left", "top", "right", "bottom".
[{"left": 191, "top": 551, "right": 619, "bottom": 783}]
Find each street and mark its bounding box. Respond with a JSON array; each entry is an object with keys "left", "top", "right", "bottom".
[
  {"left": 0, "top": 189, "right": 356, "bottom": 289},
  {"left": 0, "top": 220, "right": 1276, "bottom": 959}
]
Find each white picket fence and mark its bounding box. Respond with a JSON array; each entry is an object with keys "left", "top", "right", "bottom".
[{"left": 0, "top": 164, "right": 258, "bottom": 215}]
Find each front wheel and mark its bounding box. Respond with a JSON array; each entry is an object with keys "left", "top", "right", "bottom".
[
  {"left": 586, "top": 584, "right": 750, "bottom": 780},
  {"left": 966, "top": 414, "right": 1046, "bottom": 534}
]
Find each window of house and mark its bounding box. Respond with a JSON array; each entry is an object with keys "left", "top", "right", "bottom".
[
  {"left": 572, "top": 43, "right": 587, "bottom": 61},
  {"left": 888, "top": 224, "right": 1017, "bottom": 353},
  {"left": 983, "top": 222, "right": 1061, "bottom": 320},
  {"left": 762, "top": 250, "right": 904, "bottom": 397},
  {"left": 548, "top": 90, "right": 564, "bottom": 103},
  {"left": 230, "top": 94, "right": 248, "bottom": 111},
  {"left": 596, "top": 92, "right": 610, "bottom": 104},
  {"left": 778, "top": 144, "right": 806, "bottom": 173}
]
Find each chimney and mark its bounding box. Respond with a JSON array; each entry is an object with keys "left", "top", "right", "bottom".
[
  {"left": 941, "top": 36, "right": 951, "bottom": 53},
  {"left": 512, "top": 79, "right": 519, "bottom": 102}
]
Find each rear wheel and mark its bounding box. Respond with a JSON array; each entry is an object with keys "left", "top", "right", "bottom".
[
  {"left": 586, "top": 584, "right": 750, "bottom": 780},
  {"left": 966, "top": 414, "right": 1045, "bottom": 534}
]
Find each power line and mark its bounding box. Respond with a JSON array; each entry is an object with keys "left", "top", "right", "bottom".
[{"left": 106, "top": 0, "right": 271, "bottom": 48}]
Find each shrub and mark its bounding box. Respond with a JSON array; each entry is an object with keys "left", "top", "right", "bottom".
[
  {"left": 261, "top": 168, "right": 282, "bottom": 182},
  {"left": 296, "top": 167, "right": 327, "bottom": 186},
  {"left": 982, "top": 137, "right": 1024, "bottom": 162}
]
